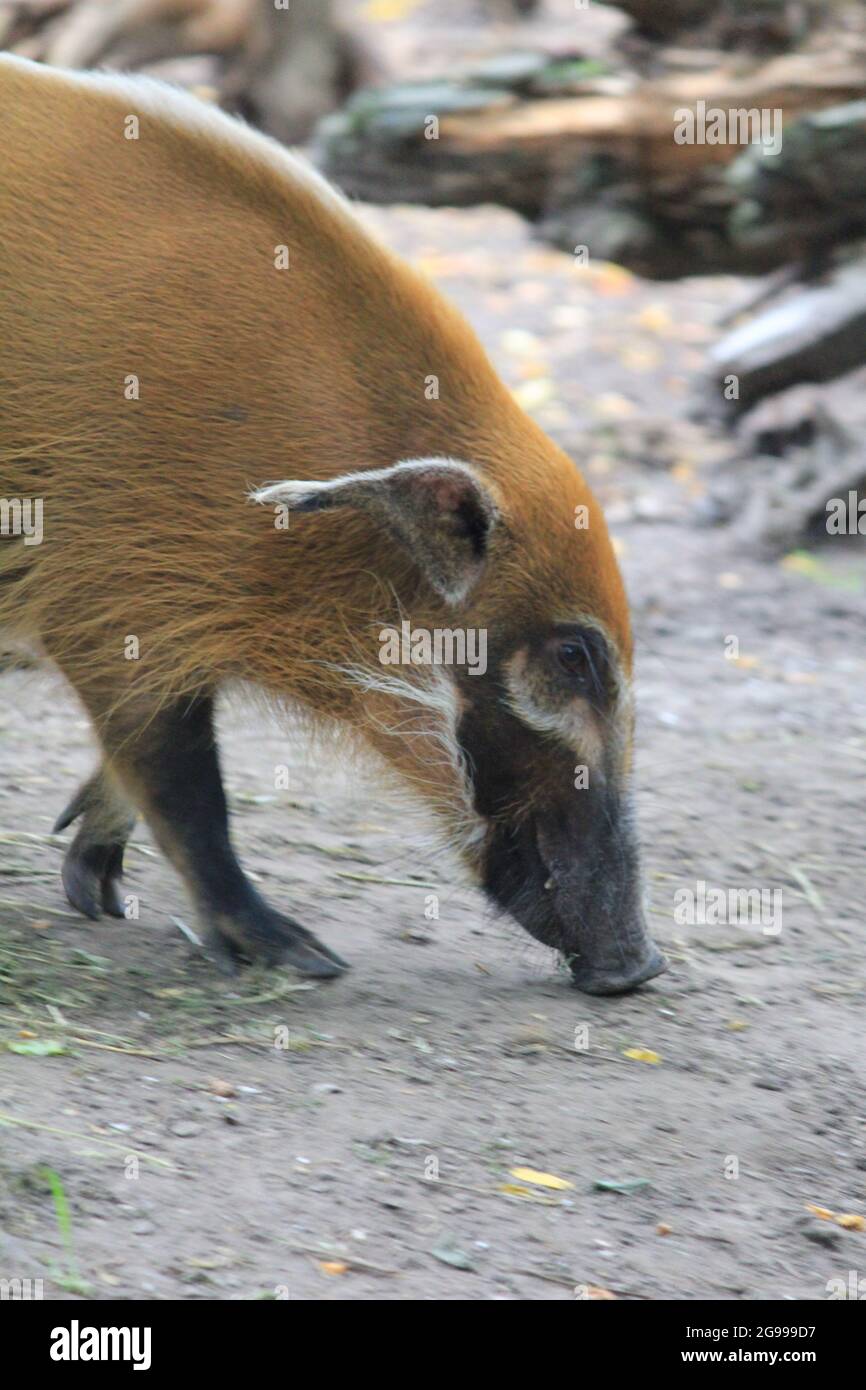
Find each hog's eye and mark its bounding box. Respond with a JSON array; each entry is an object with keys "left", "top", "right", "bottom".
[
  {"left": 548, "top": 627, "right": 610, "bottom": 707},
  {"left": 557, "top": 641, "right": 589, "bottom": 678}
]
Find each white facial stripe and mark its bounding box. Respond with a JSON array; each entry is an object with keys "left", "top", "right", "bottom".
[
  {"left": 502, "top": 628, "right": 633, "bottom": 768},
  {"left": 504, "top": 674, "right": 604, "bottom": 762}
]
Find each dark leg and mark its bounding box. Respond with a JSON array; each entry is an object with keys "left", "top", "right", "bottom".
[
  {"left": 54, "top": 768, "right": 137, "bottom": 920},
  {"left": 97, "top": 693, "right": 347, "bottom": 977}
]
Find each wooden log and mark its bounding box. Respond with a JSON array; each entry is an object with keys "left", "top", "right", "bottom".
[
  {"left": 709, "top": 258, "right": 866, "bottom": 408},
  {"left": 318, "top": 50, "right": 866, "bottom": 275}
]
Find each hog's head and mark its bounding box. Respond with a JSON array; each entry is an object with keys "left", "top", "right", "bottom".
[{"left": 252, "top": 446, "right": 666, "bottom": 996}]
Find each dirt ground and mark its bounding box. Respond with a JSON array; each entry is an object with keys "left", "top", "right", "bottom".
[{"left": 1, "top": 199, "right": 865, "bottom": 1303}]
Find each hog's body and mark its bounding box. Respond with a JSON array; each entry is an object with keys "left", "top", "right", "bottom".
[{"left": 0, "top": 55, "right": 665, "bottom": 994}]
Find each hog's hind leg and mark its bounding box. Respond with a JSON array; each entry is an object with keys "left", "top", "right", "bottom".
[{"left": 54, "top": 768, "right": 137, "bottom": 920}]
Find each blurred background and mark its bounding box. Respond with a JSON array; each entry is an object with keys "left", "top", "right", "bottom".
[{"left": 4, "top": 0, "right": 866, "bottom": 544}]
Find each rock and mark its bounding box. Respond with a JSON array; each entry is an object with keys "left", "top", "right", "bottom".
[
  {"left": 168, "top": 1118, "right": 202, "bottom": 1138},
  {"left": 728, "top": 101, "right": 866, "bottom": 260},
  {"left": 430, "top": 1242, "right": 475, "bottom": 1271}
]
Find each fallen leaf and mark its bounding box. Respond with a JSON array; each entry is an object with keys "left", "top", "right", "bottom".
[
  {"left": 635, "top": 304, "right": 673, "bottom": 335},
  {"left": 781, "top": 552, "right": 862, "bottom": 590},
  {"left": 593, "top": 392, "right": 636, "bottom": 420},
  {"left": 623, "top": 1048, "right": 661, "bottom": 1064},
  {"left": 510, "top": 1167, "right": 574, "bottom": 1191},
  {"left": 670, "top": 462, "right": 695, "bottom": 484},
  {"left": 836, "top": 1214, "right": 866, "bottom": 1231},
  {"left": 500, "top": 328, "right": 543, "bottom": 356},
  {"left": 590, "top": 262, "right": 635, "bottom": 297},
  {"left": 360, "top": 0, "right": 422, "bottom": 22},
  {"left": 805, "top": 1204, "right": 835, "bottom": 1221},
  {"left": 518, "top": 358, "right": 552, "bottom": 380},
  {"left": 511, "top": 378, "right": 555, "bottom": 411},
  {"left": 319, "top": 1260, "right": 348, "bottom": 1276},
  {"left": 619, "top": 344, "right": 662, "bottom": 372},
  {"left": 781, "top": 552, "right": 828, "bottom": 581},
  {"left": 7, "top": 1039, "right": 67, "bottom": 1056}
]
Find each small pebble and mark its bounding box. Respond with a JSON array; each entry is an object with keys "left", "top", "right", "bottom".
[{"left": 169, "top": 1119, "right": 202, "bottom": 1138}]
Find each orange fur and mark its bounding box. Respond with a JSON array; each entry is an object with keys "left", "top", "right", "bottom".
[{"left": 0, "top": 55, "right": 632, "bottom": 855}]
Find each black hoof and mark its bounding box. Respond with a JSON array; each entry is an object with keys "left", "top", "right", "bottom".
[
  {"left": 55, "top": 780, "right": 132, "bottom": 922},
  {"left": 209, "top": 909, "right": 349, "bottom": 978},
  {"left": 60, "top": 843, "right": 128, "bottom": 922}
]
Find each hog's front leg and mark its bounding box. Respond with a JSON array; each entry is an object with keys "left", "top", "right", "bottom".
[{"left": 74, "top": 693, "right": 348, "bottom": 977}]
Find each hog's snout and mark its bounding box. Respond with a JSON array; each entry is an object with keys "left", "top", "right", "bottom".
[
  {"left": 568, "top": 933, "right": 667, "bottom": 996},
  {"left": 482, "top": 787, "right": 666, "bottom": 997},
  {"left": 535, "top": 810, "right": 666, "bottom": 997}
]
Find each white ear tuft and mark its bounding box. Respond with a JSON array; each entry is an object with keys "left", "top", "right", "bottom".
[{"left": 250, "top": 479, "right": 337, "bottom": 510}]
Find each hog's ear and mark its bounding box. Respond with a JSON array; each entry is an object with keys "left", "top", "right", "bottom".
[{"left": 251, "top": 457, "right": 498, "bottom": 605}]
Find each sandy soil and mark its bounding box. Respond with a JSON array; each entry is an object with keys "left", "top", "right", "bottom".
[{"left": 1, "top": 201, "right": 864, "bottom": 1302}]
